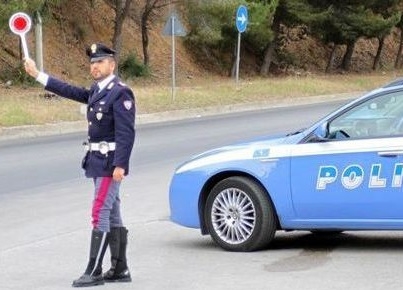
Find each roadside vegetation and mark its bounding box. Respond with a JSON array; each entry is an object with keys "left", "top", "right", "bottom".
[
  {"left": 1, "top": 1, "right": 403, "bottom": 127},
  {"left": 1, "top": 0, "right": 403, "bottom": 81},
  {"left": 0, "top": 71, "right": 400, "bottom": 127}
]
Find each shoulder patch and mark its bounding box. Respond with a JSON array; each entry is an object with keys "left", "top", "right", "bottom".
[{"left": 123, "top": 100, "right": 133, "bottom": 110}]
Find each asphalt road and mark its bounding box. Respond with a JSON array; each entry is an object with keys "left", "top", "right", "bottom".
[{"left": 2, "top": 100, "right": 403, "bottom": 290}]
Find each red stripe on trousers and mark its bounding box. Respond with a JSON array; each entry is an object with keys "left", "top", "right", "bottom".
[{"left": 92, "top": 177, "right": 112, "bottom": 229}]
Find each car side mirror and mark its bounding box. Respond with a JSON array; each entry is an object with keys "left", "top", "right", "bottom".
[
  {"left": 307, "top": 122, "right": 329, "bottom": 142},
  {"left": 315, "top": 122, "right": 329, "bottom": 138}
]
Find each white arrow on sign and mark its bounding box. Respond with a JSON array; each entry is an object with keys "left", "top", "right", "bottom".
[{"left": 237, "top": 14, "right": 247, "bottom": 26}]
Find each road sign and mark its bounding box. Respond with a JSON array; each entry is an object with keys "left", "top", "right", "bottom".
[
  {"left": 163, "top": 10, "right": 187, "bottom": 37},
  {"left": 236, "top": 5, "right": 248, "bottom": 33},
  {"left": 235, "top": 5, "right": 248, "bottom": 85},
  {"left": 9, "top": 12, "right": 31, "bottom": 35},
  {"left": 9, "top": 12, "right": 32, "bottom": 59}
]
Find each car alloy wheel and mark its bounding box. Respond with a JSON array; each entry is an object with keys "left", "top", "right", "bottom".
[
  {"left": 210, "top": 187, "right": 256, "bottom": 245},
  {"left": 205, "top": 176, "right": 276, "bottom": 251}
]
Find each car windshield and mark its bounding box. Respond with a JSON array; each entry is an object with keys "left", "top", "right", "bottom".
[{"left": 328, "top": 90, "right": 403, "bottom": 139}]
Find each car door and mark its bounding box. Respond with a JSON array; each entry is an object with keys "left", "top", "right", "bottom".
[{"left": 290, "top": 90, "right": 403, "bottom": 224}]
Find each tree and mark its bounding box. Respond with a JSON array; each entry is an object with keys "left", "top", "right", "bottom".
[
  {"left": 0, "top": 0, "right": 49, "bottom": 71},
  {"left": 184, "top": 0, "right": 242, "bottom": 75},
  {"left": 362, "top": 0, "right": 400, "bottom": 70},
  {"left": 227, "top": 0, "right": 278, "bottom": 76},
  {"left": 104, "top": 0, "right": 134, "bottom": 69},
  {"left": 396, "top": 14, "right": 403, "bottom": 68},
  {"left": 140, "top": 0, "right": 173, "bottom": 66},
  {"left": 393, "top": 1, "right": 403, "bottom": 69},
  {"left": 291, "top": 0, "right": 400, "bottom": 72},
  {"left": 245, "top": 0, "right": 279, "bottom": 76},
  {"left": 184, "top": 0, "right": 279, "bottom": 76},
  {"left": 258, "top": 0, "right": 321, "bottom": 75}
]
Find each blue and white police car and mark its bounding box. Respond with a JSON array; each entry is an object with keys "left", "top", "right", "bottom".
[{"left": 169, "top": 79, "right": 403, "bottom": 251}]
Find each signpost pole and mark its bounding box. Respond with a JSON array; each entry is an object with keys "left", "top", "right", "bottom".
[
  {"left": 171, "top": 15, "right": 176, "bottom": 101},
  {"left": 162, "top": 9, "right": 186, "bottom": 102},
  {"left": 236, "top": 32, "right": 241, "bottom": 86},
  {"left": 234, "top": 5, "right": 248, "bottom": 87}
]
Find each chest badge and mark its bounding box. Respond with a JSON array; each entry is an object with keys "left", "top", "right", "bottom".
[{"left": 96, "top": 112, "right": 103, "bottom": 120}]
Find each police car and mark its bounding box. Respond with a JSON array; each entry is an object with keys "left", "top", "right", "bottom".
[{"left": 169, "top": 79, "right": 403, "bottom": 252}]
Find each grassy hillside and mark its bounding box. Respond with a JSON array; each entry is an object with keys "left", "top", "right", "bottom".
[
  {"left": 1, "top": 0, "right": 205, "bottom": 87},
  {"left": 2, "top": 0, "right": 403, "bottom": 89}
]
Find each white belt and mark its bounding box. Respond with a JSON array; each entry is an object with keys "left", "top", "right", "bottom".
[{"left": 84, "top": 141, "right": 116, "bottom": 154}]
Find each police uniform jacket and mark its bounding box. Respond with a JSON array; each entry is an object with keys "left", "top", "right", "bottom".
[{"left": 44, "top": 76, "right": 135, "bottom": 178}]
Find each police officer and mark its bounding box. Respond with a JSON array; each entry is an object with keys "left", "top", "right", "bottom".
[{"left": 24, "top": 43, "right": 135, "bottom": 287}]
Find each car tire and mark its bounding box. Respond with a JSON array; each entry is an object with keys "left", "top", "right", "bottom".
[{"left": 204, "top": 176, "right": 276, "bottom": 252}]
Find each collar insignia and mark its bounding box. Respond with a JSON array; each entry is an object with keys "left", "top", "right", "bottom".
[{"left": 107, "top": 82, "right": 115, "bottom": 90}]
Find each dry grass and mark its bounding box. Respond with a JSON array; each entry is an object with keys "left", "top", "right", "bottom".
[
  {"left": 0, "top": 88, "right": 82, "bottom": 127},
  {"left": 135, "top": 71, "right": 401, "bottom": 112},
  {"left": 0, "top": 71, "right": 401, "bottom": 127}
]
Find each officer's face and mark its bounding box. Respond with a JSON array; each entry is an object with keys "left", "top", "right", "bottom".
[{"left": 90, "top": 57, "right": 116, "bottom": 81}]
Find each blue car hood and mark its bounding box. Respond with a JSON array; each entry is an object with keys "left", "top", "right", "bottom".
[{"left": 175, "top": 132, "right": 303, "bottom": 173}]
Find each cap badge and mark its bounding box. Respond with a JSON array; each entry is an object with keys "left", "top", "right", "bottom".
[{"left": 91, "top": 44, "right": 97, "bottom": 54}]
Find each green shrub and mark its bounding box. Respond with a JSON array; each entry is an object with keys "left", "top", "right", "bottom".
[{"left": 119, "top": 53, "right": 150, "bottom": 79}]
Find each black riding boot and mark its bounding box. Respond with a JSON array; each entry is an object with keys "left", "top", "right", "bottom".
[
  {"left": 104, "top": 227, "right": 132, "bottom": 282},
  {"left": 72, "top": 229, "right": 109, "bottom": 287}
]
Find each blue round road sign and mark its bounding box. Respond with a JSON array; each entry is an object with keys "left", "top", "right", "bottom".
[{"left": 236, "top": 5, "right": 248, "bottom": 33}]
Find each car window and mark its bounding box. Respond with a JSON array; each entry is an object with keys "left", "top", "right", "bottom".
[{"left": 328, "top": 91, "right": 403, "bottom": 139}]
